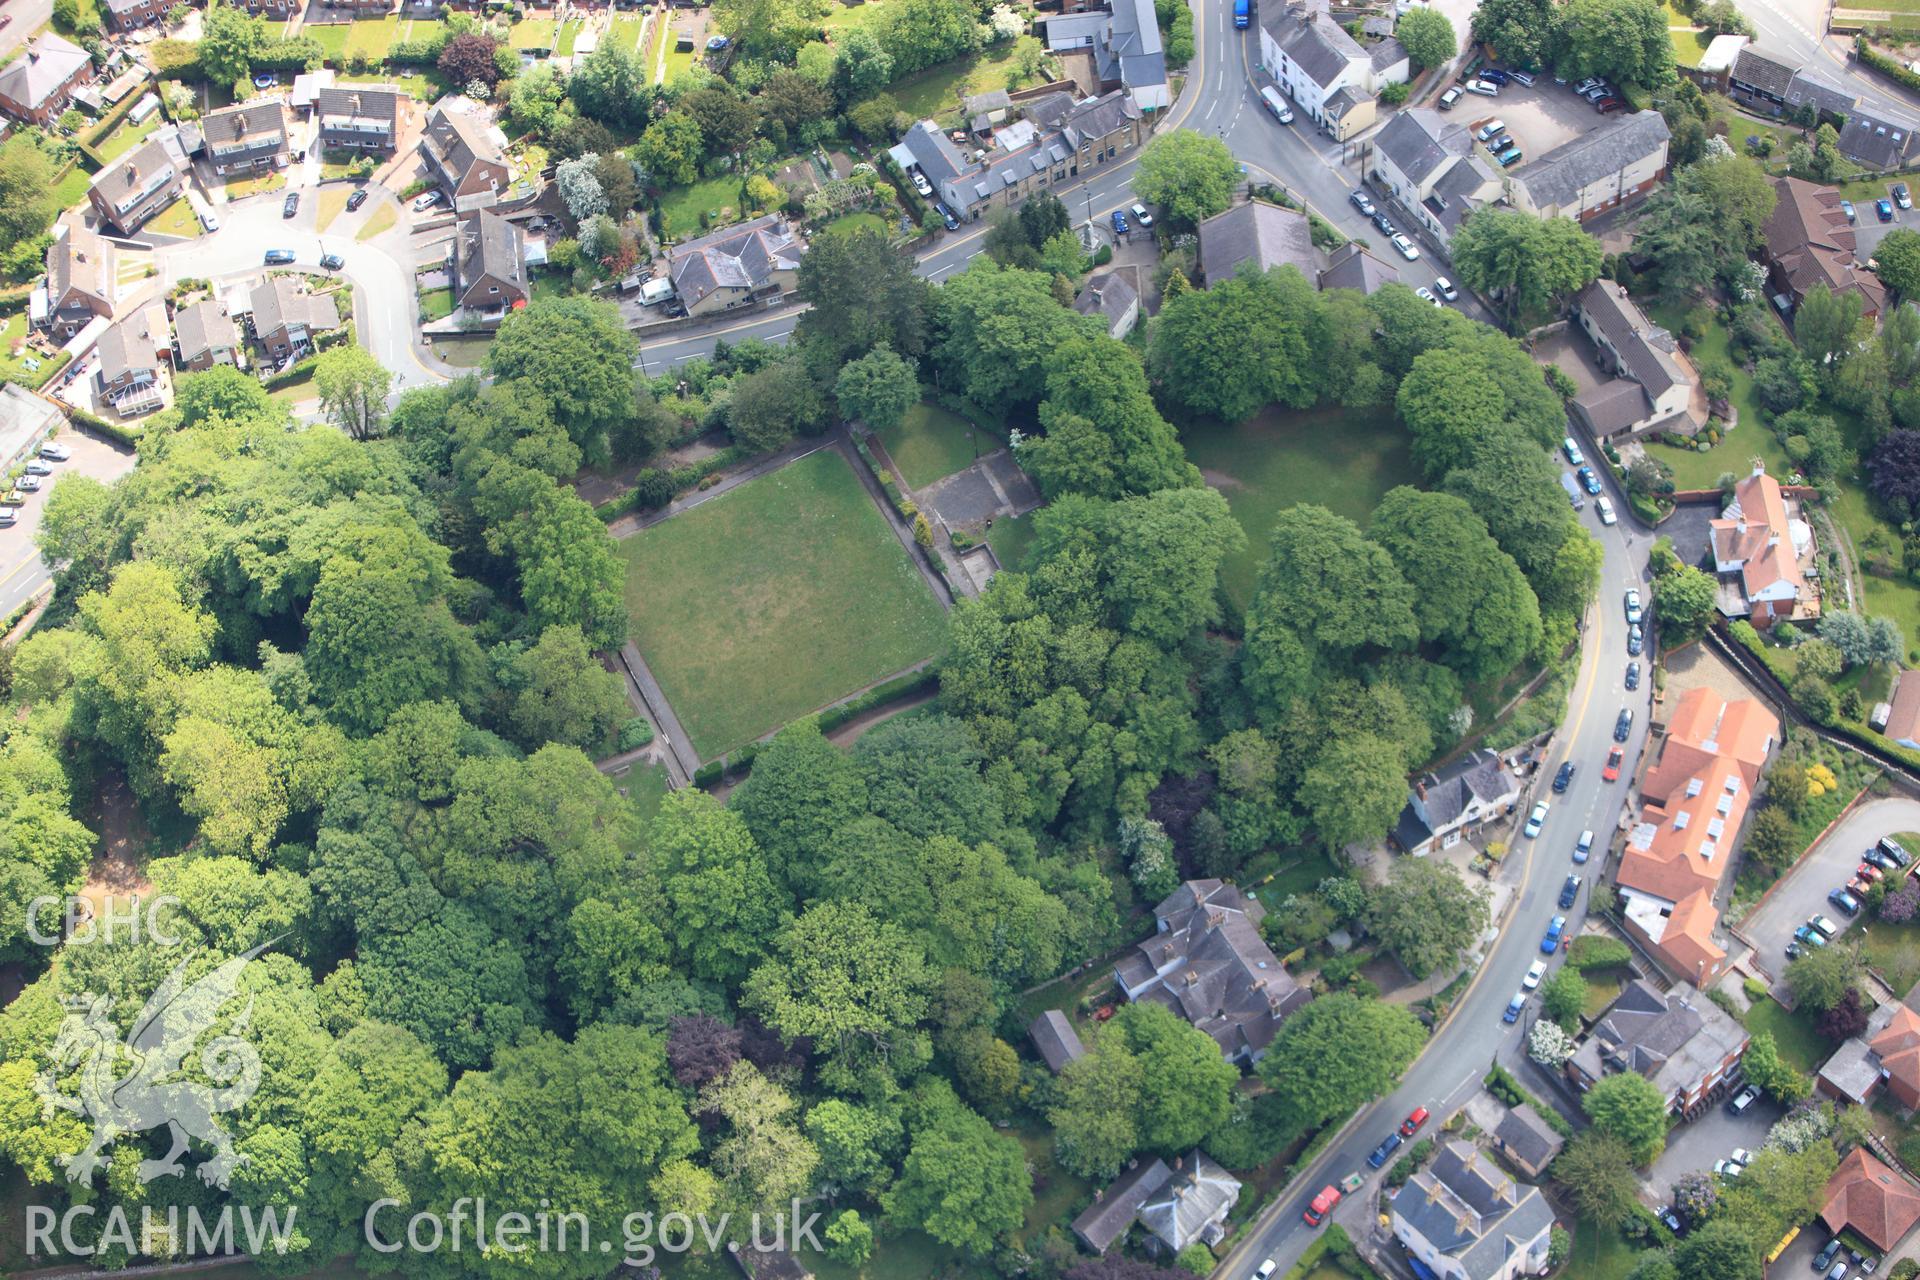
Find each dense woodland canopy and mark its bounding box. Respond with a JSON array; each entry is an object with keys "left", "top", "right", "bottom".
[{"left": 0, "top": 222, "right": 1594, "bottom": 1278}]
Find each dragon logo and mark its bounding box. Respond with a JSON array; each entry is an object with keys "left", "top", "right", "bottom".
[{"left": 38, "top": 943, "right": 271, "bottom": 1188}]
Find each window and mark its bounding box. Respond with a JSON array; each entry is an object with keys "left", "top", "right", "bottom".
[{"left": 489, "top": 286, "right": 499, "bottom": 293}]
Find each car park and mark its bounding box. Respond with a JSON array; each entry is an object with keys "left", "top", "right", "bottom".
[
  {"left": 1817, "top": 1241, "right": 1844, "bottom": 1272},
  {"left": 1559, "top": 874, "right": 1582, "bottom": 908},
  {"left": 264, "top": 249, "right": 296, "bottom": 265},
  {"left": 1614, "top": 707, "right": 1634, "bottom": 742},
  {"left": 1303, "top": 1185, "right": 1341, "bottom": 1227},
  {"left": 1503, "top": 991, "right": 1526, "bottom": 1023},
  {"left": 17, "top": 475, "right": 41, "bottom": 492},
  {"left": 1579, "top": 465, "right": 1602, "bottom": 494},
  {"left": 346, "top": 189, "right": 368, "bottom": 212},
  {"left": 1465, "top": 78, "right": 1499, "bottom": 95},
  {"left": 1603, "top": 745, "right": 1624, "bottom": 782},
  {"left": 1439, "top": 86, "right": 1462, "bottom": 109},
  {"left": 1794, "top": 924, "right": 1827, "bottom": 949},
  {"left": 1553, "top": 761, "right": 1574, "bottom": 792},
  {"left": 1596, "top": 495, "right": 1617, "bottom": 524},
  {"left": 1879, "top": 198, "right": 1896, "bottom": 222},
  {"left": 1628, "top": 623, "right": 1644, "bottom": 655},
  {"left": 1625, "top": 588, "right": 1643, "bottom": 623},
  {"left": 1594, "top": 97, "right": 1624, "bottom": 113},
  {"left": 1391, "top": 234, "right": 1421, "bottom": 260},
  {"left": 283, "top": 192, "right": 300, "bottom": 218},
  {"left": 1830, "top": 887, "right": 1862, "bottom": 916},
  {"left": 1541, "top": 915, "right": 1566, "bottom": 954},
  {"left": 22, "top": 460, "right": 51, "bottom": 477},
  {"left": 1480, "top": 68, "right": 1510, "bottom": 84},
  {"left": 1476, "top": 119, "right": 1507, "bottom": 142},
  {"left": 1858, "top": 862, "right": 1884, "bottom": 884},
  {"left": 1363, "top": 1133, "right": 1402, "bottom": 1175},
  {"left": 1626, "top": 661, "right": 1640, "bottom": 690},
  {"left": 1563, "top": 436, "right": 1585, "bottom": 465},
  {"left": 1350, "top": 190, "right": 1377, "bottom": 216},
  {"left": 0, "top": 509, "right": 15, "bottom": 528},
  {"left": 1111, "top": 209, "right": 1129, "bottom": 234},
  {"left": 1826, "top": 1262, "right": 1849, "bottom": 1280},
  {"left": 1524, "top": 801, "right": 1548, "bottom": 838},
  {"left": 1787, "top": 939, "right": 1803, "bottom": 959},
  {"left": 1130, "top": 203, "right": 1153, "bottom": 227},
  {"left": 1812, "top": 914, "right": 1841, "bottom": 938},
  {"left": 1434, "top": 276, "right": 1458, "bottom": 301},
  {"left": 1714, "top": 1158, "right": 1744, "bottom": 1178},
  {"left": 1575, "top": 829, "right": 1594, "bottom": 862},
  {"left": 1897, "top": 182, "right": 1913, "bottom": 210},
  {"left": 1400, "top": 1107, "right": 1430, "bottom": 1136},
  {"left": 320, "top": 253, "right": 344, "bottom": 270},
  {"left": 1373, "top": 210, "right": 1396, "bottom": 235},
  {"left": 1488, "top": 133, "right": 1513, "bottom": 152},
  {"left": 1415, "top": 286, "right": 1441, "bottom": 306},
  {"left": 1865, "top": 846, "right": 1900, "bottom": 871},
  {"left": 1509, "top": 69, "right": 1536, "bottom": 85},
  {"left": 1843, "top": 199, "right": 1857, "bottom": 223}
]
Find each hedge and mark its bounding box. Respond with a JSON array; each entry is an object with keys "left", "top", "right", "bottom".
[
  {"left": 691, "top": 667, "right": 940, "bottom": 789},
  {"left": 153, "top": 38, "right": 203, "bottom": 79},
  {"left": 1484, "top": 1063, "right": 1575, "bottom": 1137},
  {"left": 593, "top": 446, "right": 748, "bottom": 522},
  {"left": 68, "top": 406, "right": 142, "bottom": 446},
  {"left": 1568, "top": 934, "right": 1632, "bottom": 971},
  {"left": 1857, "top": 34, "right": 1920, "bottom": 95}
]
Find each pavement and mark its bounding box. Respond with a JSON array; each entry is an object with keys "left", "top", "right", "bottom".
[
  {"left": 1741, "top": 796, "right": 1920, "bottom": 975},
  {"left": 0, "top": 428, "right": 138, "bottom": 621}
]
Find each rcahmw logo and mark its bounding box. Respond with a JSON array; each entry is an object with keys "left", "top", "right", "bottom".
[{"left": 25, "top": 1204, "right": 300, "bottom": 1259}]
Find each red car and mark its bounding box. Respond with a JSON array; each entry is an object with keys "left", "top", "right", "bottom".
[
  {"left": 1303, "top": 1185, "right": 1342, "bottom": 1227},
  {"left": 1602, "top": 745, "right": 1624, "bottom": 782},
  {"left": 1399, "top": 1106, "right": 1430, "bottom": 1137},
  {"left": 1858, "top": 862, "right": 1884, "bottom": 884}
]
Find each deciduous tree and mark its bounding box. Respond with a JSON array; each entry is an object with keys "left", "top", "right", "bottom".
[
  {"left": 1366, "top": 857, "right": 1490, "bottom": 979},
  {"left": 1132, "top": 129, "right": 1242, "bottom": 227},
  {"left": 1583, "top": 1070, "right": 1669, "bottom": 1163},
  {"left": 1255, "top": 993, "right": 1426, "bottom": 1131},
  {"left": 313, "top": 343, "right": 393, "bottom": 441}
]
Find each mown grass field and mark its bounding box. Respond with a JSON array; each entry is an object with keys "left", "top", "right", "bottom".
[
  {"left": 874, "top": 402, "right": 985, "bottom": 488},
  {"left": 616, "top": 447, "right": 948, "bottom": 758}
]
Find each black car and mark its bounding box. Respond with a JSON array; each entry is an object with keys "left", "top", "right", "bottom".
[
  {"left": 1372, "top": 211, "right": 1395, "bottom": 236},
  {"left": 1816, "top": 1240, "right": 1844, "bottom": 1272},
  {"left": 283, "top": 192, "right": 300, "bottom": 218},
  {"left": 1614, "top": 707, "right": 1634, "bottom": 742},
  {"left": 1552, "top": 761, "right": 1574, "bottom": 793},
  {"left": 346, "top": 189, "right": 368, "bottom": 212},
  {"left": 938, "top": 203, "right": 960, "bottom": 231},
  {"left": 1349, "top": 190, "right": 1376, "bottom": 217},
  {"left": 1366, "top": 1131, "right": 1403, "bottom": 1169},
  {"left": 1480, "top": 67, "right": 1511, "bottom": 84},
  {"left": 1626, "top": 661, "right": 1641, "bottom": 691},
  {"left": 1559, "top": 874, "right": 1582, "bottom": 909},
  {"left": 1882, "top": 836, "right": 1912, "bottom": 866}
]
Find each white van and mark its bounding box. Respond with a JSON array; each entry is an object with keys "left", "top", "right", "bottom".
[
  {"left": 1260, "top": 86, "right": 1294, "bottom": 124},
  {"left": 639, "top": 277, "right": 675, "bottom": 305}
]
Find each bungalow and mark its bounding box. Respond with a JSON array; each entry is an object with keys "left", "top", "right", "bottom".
[
  {"left": 87, "top": 137, "right": 185, "bottom": 237},
  {"left": 1567, "top": 280, "right": 1697, "bottom": 438},
  {"left": 1568, "top": 980, "right": 1750, "bottom": 1116},
  {"left": 172, "top": 298, "right": 242, "bottom": 372},
  {"left": 0, "top": 34, "right": 93, "bottom": 127},
  {"left": 1822, "top": 1148, "right": 1920, "bottom": 1255},
  {"left": 40, "top": 228, "right": 115, "bottom": 340},
  {"left": 248, "top": 278, "right": 340, "bottom": 361},
  {"left": 1709, "top": 463, "right": 1818, "bottom": 627},
  {"left": 316, "top": 86, "right": 405, "bottom": 153},
  {"left": 1391, "top": 1142, "right": 1556, "bottom": 1280},
  {"left": 1196, "top": 200, "right": 1319, "bottom": 285},
  {"left": 1785, "top": 69, "right": 1855, "bottom": 122},
  {"left": 667, "top": 215, "right": 806, "bottom": 318},
  {"left": 201, "top": 101, "right": 292, "bottom": 176},
  {"left": 1392, "top": 749, "right": 1520, "bottom": 858},
  {"left": 1729, "top": 45, "right": 1798, "bottom": 108},
  {"left": 453, "top": 210, "right": 528, "bottom": 311},
  {"left": 418, "top": 99, "right": 512, "bottom": 212}
]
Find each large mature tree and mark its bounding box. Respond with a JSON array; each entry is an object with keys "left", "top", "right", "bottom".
[
  {"left": 1471, "top": 0, "right": 1558, "bottom": 66},
  {"left": 1367, "top": 857, "right": 1491, "bottom": 979},
  {"left": 199, "top": 1, "right": 263, "bottom": 87},
  {"left": 648, "top": 789, "right": 788, "bottom": 986},
  {"left": 1108, "top": 1002, "right": 1238, "bottom": 1153},
  {"left": 1653, "top": 563, "right": 1718, "bottom": 645},
  {"left": 728, "top": 717, "right": 866, "bottom": 898},
  {"left": 1786, "top": 942, "right": 1861, "bottom": 1011},
  {"left": 1673, "top": 1218, "right": 1763, "bottom": 1280},
  {"left": 1450, "top": 207, "right": 1604, "bottom": 327},
  {"left": 885, "top": 1083, "right": 1034, "bottom": 1254},
  {"left": 835, "top": 345, "right": 919, "bottom": 430},
  {"left": 1395, "top": 5, "right": 1455, "bottom": 66},
  {"left": 1582, "top": 1071, "right": 1670, "bottom": 1163},
  {"left": 1553, "top": 1129, "right": 1642, "bottom": 1228},
  {"left": 1249, "top": 504, "right": 1420, "bottom": 663},
  {"left": 933, "top": 259, "right": 1088, "bottom": 411},
  {"left": 1370, "top": 486, "right": 1542, "bottom": 679},
  {"left": 727, "top": 354, "right": 828, "bottom": 451},
  {"left": 1149, "top": 263, "right": 1321, "bottom": 420},
  {"left": 1718, "top": 1144, "right": 1837, "bottom": 1254},
  {"left": 1132, "top": 129, "right": 1242, "bottom": 227},
  {"left": 488, "top": 297, "right": 637, "bottom": 468},
  {"left": 709, "top": 0, "right": 826, "bottom": 56},
  {"left": 0, "top": 135, "right": 58, "bottom": 259},
  {"left": 1556, "top": 0, "right": 1676, "bottom": 85},
  {"left": 438, "top": 32, "right": 503, "bottom": 87},
  {"left": 567, "top": 42, "right": 650, "bottom": 129},
  {"left": 1795, "top": 284, "right": 1868, "bottom": 374},
  {"left": 796, "top": 229, "right": 931, "bottom": 367},
  {"left": 1300, "top": 728, "right": 1419, "bottom": 850},
  {"left": 313, "top": 343, "right": 393, "bottom": 441},
  {"left": 1049, "top": 1037, "right": 1145, "bottom": 1179},
  {"left": 744, "top": 900, "right": 930, "bottom": 1073},
  {"left": 1029, "top": 335, "right": 1201, "bottom": 499},
  {"left": 636, "top": 112, "right": 702, "bottom": 186},
  {"left": 1255, "top": 993, "right": 1426, "bottom": 1131},
  {"left": 1540, "top": 966, "right": 1587, "bottom": 1030},
  {"left": 1878, "top": 228, "right": 1920, "bottom": 300},
  {"left": 504, "top": 624, "right": 628, "bottom": 751},
  {"left": 1871, "top": 429, "right": 1920, "bottom": 519}
]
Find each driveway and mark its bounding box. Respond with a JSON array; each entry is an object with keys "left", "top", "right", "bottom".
[
  {"left": 1740, "top": 796, "right": 1920, "bottom": 981},
  {"left": 0, "top": 429, "right": 138, "bottom": 620},
  {"left": 1640, "top": 1087, "right": 1780, "bottom": 1210}
]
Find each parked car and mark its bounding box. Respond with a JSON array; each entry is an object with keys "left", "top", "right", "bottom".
[
  {"left": 1434, "top": 276, "right": 1458, "bottom": 301},
  {"left": 1415, "top": 286, "right": 1441, "bottom": 306},
  {"left": 282, "top": 192, "right": 300, "bottom": 218},
  {"left": 1553, "top": 761, "right": 1575, "bottom": 793},
  {"left": 1524, "top": 959, "right": 1547, "bottom": 989},
  {"left": 1261, "top": 85, "right": 1295, "bottom": 123},
  {"left": 1488, "top": 133, "right": 1514, "bottom": 153},
  {"left": 1372, "top": 210, "right": 1395, "bottom": 235},
  {"left": 1391, "top": 234, "right": 1421, "bottom": 260},
  {"left": 1563, "top": 436, "right": 1585, "bottom": 465},
  {"left": 1559, "top": 874, "right": 1583, "bottom": 909},
  {"left": 1787, "top": 940, "right": 1803, "bottom": 959},
  {"left": 1830, "top": 887, "right": 1862, "bottom": 916},
  {"left": 1510, "top": 69, "right": 1536, "bottom": 85},
  {"left": 1350, "top": 190, "right": 1377, "bottom": 217},
  {"left": 320, "top": 253, "right": 344, "bottom": 270},
  {"left": 1603, "top": 745, "right": 1624, "bottom": 782},
  {"left": 1817, "top": 1241, "right": 1845, "bottom": 1273},
  {"left": 1614, "top": 707, "right": 1634, "bottom": 742},
  {"left": 1879, "top": 198, "right": 1895, "bottom": 222},
  {"left": 1811, "top": 914, "right": 1840, "bottom": 939},
  {"left": 1302, "top": 1185, "right": 1342, "bottom": 1227},
  {"left": 1597, "top": 495, "right": 1617, "bottom": 525},
  {"left": 1367, "top": 1132, "right": 1404, "bottom": 1169},
  {"left": 1541, "top": 915, "right": 1566, "bottom": 954},
  {"left": 199, "top": 208, "right": 220, "bottom": 232},
  {"left": 1594, "top": 97, "right": 1624, "bottom": 113},
  {"left": 413, "top": 190, "right": 445, "bottom": 212},
  {"left": 910, "top": 169, "right": 932, "bottom": 196},
  {"left": 1575, "top": 829, "right": 1594, "bottom": 863},
  {"left": 1524, "top": 801, "right": 1549, "bottom": 838},
  {"left": 1659, "top": 1207, "right": 1683, "bottom": 1234},
  {"left": 1503, "top": 991, "right": 1526, "bottom": 1024},
  {"left": 346, "top": 189, "right": 369, "bottom": 212},
  {"left": 1727, "top": 1084, "right": 1761, "bottom": 1115},
  {"left": 1628, "top": 623, "right": 1644, "bottom": 655},
  {"left": 1842, "top": 199, "right": 1858, "bottom": 223},
  {"left": 0, "top": 509, "right": 15, "bottom": 528},
  {"left": 1439, "top": 86, "right": 1463, "bottom": 109},
  {"left": 1714, "top": 1158, "right": 1744, "bottom": 1178},
  {"left": 1794, "top": 924, "right": 1828, "bottom": 949},
  {"left": 1626, "top": 660, "right": 1640, "bottom": 690},
  {"left": 1497, "top": 147, "right": 1525, "bottom": 166},
  {"left": 1858, "top": 862, "right": 1885, "bottom": 884},
  {"left": 1465, "top": 78, "right": 1499, "bottom": 96},
  {"left": 1399, "top": 1107, "right": 1430, "bottom": 1136},
  {"left": 264, "top": 249, "right": 296, "bottom": 265},
  {"left": 1110, "top": 209, "right": 1129, "bottom": 234},
  {"left": 705, "top": 33, "right": 730, "bottom": 48},
  {"left": 1881, "top": 836, "right": 1912, "bottom": 866},
  {"left": 1897, "top": 181, "right": 1913, "bottom": 210},
  {"left": 1573, "top": 77, "right": 1601, "bottom": 93},
  {"left": 1476, "top": 119, "right": 1507, "bottom": 142},
  {"left": 1579, "top": 465, "right": 1602, "bottom": 494},
  {"left": 23, "top": 460, "right": 52, "bottom": 477},
  {"left": 38, "top": 442, "right": 69, "bottom": 462},
  {"left": 1865, "top": 846, "right": 1900, "bottom": 871},
  {"left": 938, "top": 203, "right": 960, "bottom": 230},
  {"left": 1480, "top": 68, "right": 1511, "bottom": 84},
  {"left": 1625, "top": 588, "right": 1643, "bottom": 624},
  {"left": 16, "top": 475, "right": 41, "bottom": 492},
  {"left": 1730, "top": 1148, "right": 1753, "bottom": 1166},
  {"left": 1130, "top": 203, "right": 1153, "bottom": 227}
]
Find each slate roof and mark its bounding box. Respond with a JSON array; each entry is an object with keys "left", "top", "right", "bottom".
[
  {"left": 1317, "top": 241, "right": 1400, "bottom": 293},
  {"left": 421, "top": 100, "right": 506, "bottom": 181},
  {"left": 1073, "top": 1159, "right": 1172, "bottom": 1253},
  {"left": 668, "top": 215, "right": 805, "bottom": 307},
  {"left": 1028, "top": 1010, "right": 1087, "bottom": 1072},
  {"left": 1396, "top": 1143, "right": 1556, "bottom": 1280},
  {"left": 201, "top": 100, "right": 288, "bottom": 162},
  {"left": 1823, "top": 1148, "right": 1920, "bottom": 1253},
  {"left": 1393, "top": 749, "right": 1515, "bottom": 851},
  {"left": 1731, "top": 45, "right": 1797, "bottom": 98},
  {"left": 1838, "top": 109, "right": 1920, "bottom": 170},
  {"left": 456, "top": 209, "right": 526, "bottom": 298},
  {"left": 1568, "top": 979, "right": 1749, "bottom": 1101},
  {"left": 1425, "top": 157, "right": 1497, "bottom": 233},
  {"left": 88, "top": 137, "right": 177, "bottom": 215},
  {"left": 172, "top": 298, "right": 238, "bottom": 364},
  {"left": 1517, "top": 110, "right": 1670, "bottom": 212},
  {"left": 1492, "top": 1104, "right": 1565, "bottom": 1171},
  {"left": 1138, "top": 1154, "right": 1241, "bottom": 1252},
  {"left": 1073, "top": 267, "right": 1139, "bottom": 334},
  {"left": 1271, "top": 6, "right": 1367, "bottom": 89},
  {"left": 1197, "top": 201, "right": 1319, "bottom": 284},
  {"left": 1785, "top": 69, "right": 1854, "bottom": 118},
  {"left": 1375, "top": 108, "right": 1470, "bottom": 189},
  {"left": 46, "top": 227, "right": 113, "bottom": 313},
  {"left": 249, "top": 277, "right": 340, "bottom": 340},
  {"left": 0, "top": 34, "right": 91, "bottom": 113},
  {"left": 1368, "top": 35, "right": 1408, "bottom": 71},
  {"left": 317, "top": 86, "right": 401, "bottom": 134},
  {"left": 1324, "top": 85, "right": 1368, "bottom": 121},
  {"left": 1576, "top": 280, "right": 1688, "bottom": 401},
  {"left": 1570, "top": 377, "right": 1654, "bottom": 436}
]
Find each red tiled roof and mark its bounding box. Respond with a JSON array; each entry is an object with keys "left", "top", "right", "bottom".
[{"left": 1823, "top": 1148, "right": 1920, "bottom": 1252}]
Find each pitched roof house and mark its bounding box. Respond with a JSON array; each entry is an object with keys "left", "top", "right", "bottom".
[
  {"left": 1113, "top": 879, "right": 1310, "bottom": 1064},
  {"left": 96, "top": 303, "right": 168, "bottom": 417},
  {"left": 453, "top": 210, "right": 528, "bottom": 311},
  {"left": 1819, "top": 1001, "right": 1920, "bottom": 1108},
  {"left": 172, "top": 299, "right": 242, "bottom": 373},
  {"left": 1138, "top": 1154, "right": 1241, "bottom": 1253},
  {"left": 41, "top": 227, "right": 115, "bottom": 339},
  {"left": 87, "top": 136, "right": 185, "bottom": 236},
  {"left": 1391, "top": 1142, "right": 1556, "bottom": 1280},
  {"left": 1370, "top": 109, "right": 1500, "bottom": 245},
  {"left": 668, "top": 215, "right": 807, "bottom": 318},
  {"left": 0, "top": 384, "right": 65, "bottom": 474},
  {"left": 248, "top": 278, "right": 340, "bottom": 362},
  {"left": 1073, "top": 267, "right": 1141, "bottom": 339},
  {"left": 1196, "top": 201, "right": 1319, "bottom": 285},
  {"left": 1822, "top": 1148, "right": 1920, "bottom": 1253},
  {"left": 1730, "top": 45, "right": 1798, "bottom": 104},
  {"left": 201, "top": 100, "right": 291, "bottom": 175},
  {"left": 1839, "top": 109, "right": 1920, "bottom": 171},
  {"left": 1615, "top": 687, "right": 1778, "bottom": 985},
  {"left": 1567, "top": 980, "right": 1751, "bottom": 1115},
  {"left": 316, "top": 86, "right": 404, "bottom": 152},
  {"left": 1490, "top": 1105, "right": 1565, "bottom": 1180},
  {"left": 1511, "top": 110, "right": 1671, "bottom": 222},
  {"left": 1317, "top": 241, "right": 1401, "bottom": 294},
  {"left": 0, "top": 34, "right": 93, "bottom": 126},
  {"left": 1785, "top": 69, "right": 1855, "bottom": 120},
  {"left": 1037, "top": 0, "right": 1169, "bottom": 111},
  {"left": 1763, "top": 175, "right": 1888, "bottom": 319},
  {"left": 418, "top": 100, "right": 512, "bottom": 212},
  {"left": 1568, "top": 280, "right": 1696, "bottom": 438},
  {"left": 1073, "top": 1158, "right": 1172, "bottom": 1253},
  {"left": 1709, "top": 463, "right": 1818, "bottom": 627},
  {"left": 1028, "top": 1010, "right": 1087, "bottom": 1073},
  {"left": 1393, "top": 749, "right": 1520, "bottom": 858},
  {"left": 1258, "top": 0, "right": 1406, "bottom": 140}
]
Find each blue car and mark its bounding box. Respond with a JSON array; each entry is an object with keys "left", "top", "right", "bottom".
[
  {"left": 1111, "top": 209, "right": 1129, "bottom": 234},
  {"left": 1367, "top": 1132, "right": 1403, "bottom": 1169},
  {"left": 1503, "top": 992, "right": 1526, "bottom": 1024},
  {"left": 1541, "top": 915, "right": 1566, "bottom": 954},
  {"left": 1578, "top": 465, "right": 1602, "bottom": 495},
  {"left": 1879, "top": 198, "right": 1896, "bottom": 222}
]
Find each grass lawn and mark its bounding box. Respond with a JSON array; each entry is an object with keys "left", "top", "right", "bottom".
[
  {"left": 1863, "top": 913, "right": 1920, "bottom": 996},
  {"left": 555, "top": 18, "right": 585, "bottom": 54},
  {"left": 530, "top": 271, "right": 573, "bottom": 302},
  {"left": 1182, "top": 403, "right": 1418, "bottom": 609},
  {"left": 344, "top": 18, "right": 399, "bottom": 61},
  {"left": 616, "top": 447, "right": 949, "bottom": 759},
  {"left": 822, "top": 0, "right": 882, "bottom": 30},
  {"left": 1745, "top": 997, "right": 1826, "bottom": 1074},
  {"left": 510, "top": 16, "right": 556, "bottom": 48},
  {"left": 51, "top": 162, "right": 93, "bottom": 213},
  {"left": 314, "top": 187, "right": 352, "bottom": 233},
  {"left": 818, "top": 209, "right": 891, "bottom": 239},
  {"left": 657, "top": 173, "right": 746, "bottom": 239},
  {"left": 889, "top": 40, "right": 1031, "bottom": 120},
  {"left": 619, "top": 761, "right": 671, "bottom": 834},
  {"left": 430, "top": 334, "right": 491, "bottom": 367},
  {"left": 985, "top": 510, "right": 1037, "bottom": 570},
  {"left": 1642, "top": 304, "right": 1792, "bottom": 489},
  {"left": 1583, "top": 967, "right": 1631, "bottom": 1020},
  {"left": 146, "top": 197, "right": 203, "bottom": 239},
  {"left": 342, "top": 70, "right": 446, "bottom": 99},
  {"left": 94, "top": 111, "right": 164, "bottom": 163},
  {"left": 875, "top": 402, "right": 989, "bottom": 488},
  {"left": 268, "top": 371, "right": 317, "bottom": 405},
  {"left": 356, "top": 203, "right": 397, "bottom": 241},
  {"left": 418, "top": 286, "right": 455, "bottom": 321},
  {"left": 306, "top": 22, "right": 351, "bottom": 59},
  {"left": 1563, "top": 1216, "right": 1642, "bottom": 1280},
  {"left": 0, "top": 313, "right": 69, "bottom": 388},
  {"left": 664, "top": 38, "right": 699, "bottom": 82},
  {"left": 609, "top": 15, "right": 646, "bottom": 51},
  {"left": 225, "top": 171, "right": 287, "bottom": 200}
]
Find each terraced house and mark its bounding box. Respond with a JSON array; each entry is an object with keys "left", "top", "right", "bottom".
[{"left": 201, "top": 101, "right": 292, "bottom": 176}]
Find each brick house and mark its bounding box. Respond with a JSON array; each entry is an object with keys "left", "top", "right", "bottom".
[
  {"left": 172, "top": 298, "right": 242, "bottom": 372},
  {"left": 0, "top": 34, "right": 94, "bottom": 126},
  {"left": 248, "top": 278, "right": 339, "bottom": 362},
  {"left": 87, "top": 137, "right": 185, "bottom": 236},
  {"left": 1709, "top": 463, "right": 1819, "bottom": 627},
  {"left": 418, "top": 100, "right": 512, "bottom": 212},
  {"left": 452, "top": 210, "right": 528, "bottom": 311},
  {"left": 41, "top": 228, "right": 115, "bottom": 340},
  {"left": 316, "top": 86, "right": 404, "bottom": 153},
  {"left": 96, "top": 304, "right": 168, "bottom": 416},
  {"left": 668, "top": 216, "right": 806, "bottom": 318},
  {"left": 1568, "top": 980, "right": 1751, "bottom": 1117},
  {"left": 104, "top": 0, "right": 167, "bottom": 32}
]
